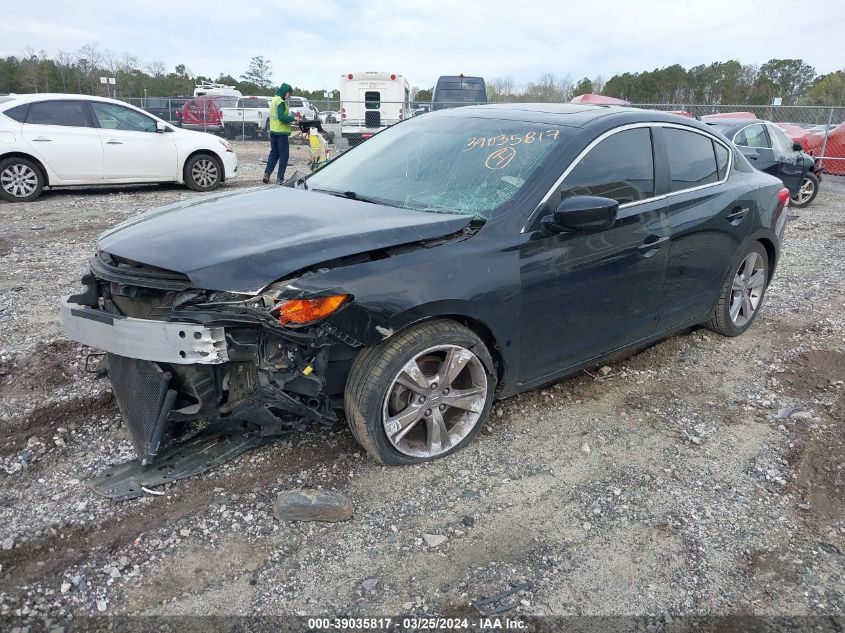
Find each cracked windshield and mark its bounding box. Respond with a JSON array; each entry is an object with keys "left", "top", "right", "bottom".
[{"left": 306, "top": 116, "right": 573, "bottom": 218}]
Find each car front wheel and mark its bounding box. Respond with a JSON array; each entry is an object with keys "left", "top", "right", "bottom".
[
  {"left": 184, "top": 153, "right": 222, "bottom": 192},
  {"left": 0, "top": 157, "right": 44, "bottom": 203},
  {"left": 707, "top": 242, "right": 769, "bottom": 337},
  {"left": 790, "top": 173, "right": 819, "bottom": 208},
  {"left": 345, "top": 320, "right": 496, "bottom": 465}
]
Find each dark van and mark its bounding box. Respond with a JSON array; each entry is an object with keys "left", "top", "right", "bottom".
[{"left": 431, "top": 75, "right": 487, "bottom": 111}]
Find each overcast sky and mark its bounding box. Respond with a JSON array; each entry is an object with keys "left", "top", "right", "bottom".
[{"left": 2, "top": 0, "right": 842, "bottom": 90}]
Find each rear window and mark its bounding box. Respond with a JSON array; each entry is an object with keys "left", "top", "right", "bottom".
[
  {"left": 27, "top": 101, "right": 90, "bottom": 127},
  {"left": 212, "top": 97, "right": 239, "bottom": 109},
  {"left": 237, "top": 98, "right": 269, "bottom": 109},
  {"left": 663, "top": 128, "right": 720, "bottom": 192}
]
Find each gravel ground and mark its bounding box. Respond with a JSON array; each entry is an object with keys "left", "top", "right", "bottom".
[{"left": 0, "top": 145, "right": 843, "bottom": 626}]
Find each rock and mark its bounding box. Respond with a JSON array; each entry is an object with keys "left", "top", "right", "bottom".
[
  {"left": 273, "top": 489, "right": 353, "bottom": 522},
  {"left": 97, "top": 600, "right": 107, "bottom": 612},
  {"left": 361, "top": 578, "right": 379, "bottom": 592},
  {"left": 422, "top": 533, "right": 448, "bottom": 548},
  {"left": 819, "top": 543, "right": 841, "bottom": 555},
  {"left": 258, "top": 525, "right": 273, "bottom": 535},
  {"left": 791, "top": 411, "right": 813, "bottom": 420},
  {"left": 520, "top": 599, "right": 531, "bottom": 607},
  {"left": 60, "top": 583, "right": 72, "bottom": 594},
  {"left": 402, "top": 602, "right": 414, "bottom": 610},
  {"left": 461, "top": 516, "right": 475, "bottom": 527},
  {"left": 581, "top": 442, "right": 591, "bottom": 454},
  {"left": 599, "top": 366, "right": 612, "bottom": 376},
  {"left": 1, "top": 538, "right": 13, "bottom": 550},
  {"left": 798, "top": 502, "right": 812, "bottom": 511}
]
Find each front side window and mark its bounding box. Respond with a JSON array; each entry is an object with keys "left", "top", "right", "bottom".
[
  {"left": 288, "top": 98, "right": 303, "bottom": 108},
  {"left": 734, "top": 123, "right": 770, "bottom": 149},
  {"left": 560, "top": 127, "right": 654, "bottom": 204},
  {"left": 307, "top": 116, "right": 573, "bottom": 219},
  {"left": 664, "top": 128, "right": 720, "bottom": 192},
  {"left": 26, "top": 101, "right": 90, "bottom": 127},
  {"left": 90, "top": 102, "right": 157, "bottom": 132}
]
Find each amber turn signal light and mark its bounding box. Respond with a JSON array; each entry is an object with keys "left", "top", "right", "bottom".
[{"left": 278, "top": 295, "right": 349, "bottom": 325}]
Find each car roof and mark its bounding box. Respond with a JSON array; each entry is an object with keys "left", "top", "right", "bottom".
[
  {"left": 428, "top": 103, "right": 719, "bottom": 132},
  {"left": 0, "top": 93, "right": 143, "bottom": 110}
]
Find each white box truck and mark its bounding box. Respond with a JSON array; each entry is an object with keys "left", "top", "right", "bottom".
[{"left": 340, "top": 71, "right": 409, "bottom": 146}]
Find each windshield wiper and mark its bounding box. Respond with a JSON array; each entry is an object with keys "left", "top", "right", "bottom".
[{"left": 311, "top": 188, "right": 400, "bottom": 208}]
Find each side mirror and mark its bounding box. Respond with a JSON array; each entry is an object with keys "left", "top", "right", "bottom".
[
  {"left": 542, "top": 195, "right": 619, "bottom": 233},
  {"left": 792, "top": 141, "right": 803, "bottom": 152},
  {"left": 155, "top": 121, "right": 170, "bottom": 133}
]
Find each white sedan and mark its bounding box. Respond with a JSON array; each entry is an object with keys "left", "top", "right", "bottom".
[{"left": 0, "top": 94, "right": 238, "bottom": 202}]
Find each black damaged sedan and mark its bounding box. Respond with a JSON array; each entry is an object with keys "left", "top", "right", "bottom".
[{"left": 62, "top": 104, "right": 790, "bottom": 469}]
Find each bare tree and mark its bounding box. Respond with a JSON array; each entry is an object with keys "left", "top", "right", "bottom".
[
  {"left": 56, "top": 49, "right": 74, "bottom": 92},
  {"left": 592, "top": 75, "right": 605, "bottom": 94},
  {"left": 77, "top": 44, "right": 103, "bottom": 94}
]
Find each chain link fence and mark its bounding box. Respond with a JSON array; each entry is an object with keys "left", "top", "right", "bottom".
[{"left": 120, "top": 95, "right": 845, "bottom": 175}]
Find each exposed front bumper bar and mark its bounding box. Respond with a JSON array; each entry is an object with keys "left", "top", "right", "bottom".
[{"left": 60, "top": 298, "right": 229, "bottom": 365}]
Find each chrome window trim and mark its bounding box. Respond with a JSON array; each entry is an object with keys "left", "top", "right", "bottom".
[{"left": 522, "top": 121, "right": 733, "bottom": 233}]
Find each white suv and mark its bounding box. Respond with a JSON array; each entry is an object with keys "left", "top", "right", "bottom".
[{"left": 0, "top": 94, "right": 239, "bottom": 203}]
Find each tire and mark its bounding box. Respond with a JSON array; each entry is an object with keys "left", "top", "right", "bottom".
[
  {"left": 707, "top": 242, "right": 769, "bottom": 337},
  {"left": 0, "top": 156, "right": 44, "bottom": 203},
  {"left": 344, "top": 319, "right": 496, "bottom": 465},
  {"left": 183, "top": 153, "right": 222, "bottom": 192},
  {"left": 790, "top": 173, "right": 819, "bottom": 208}
]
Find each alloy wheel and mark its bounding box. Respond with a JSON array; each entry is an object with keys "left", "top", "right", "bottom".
[
  {"left": 1, "top": 164, "right": 38, "bottom": 198},
  {"left": 382, "top": 344, "right": 488, "bottom": 458},
  {"left": 729, "top": 252, "right": 766, "bottom": 327},
  {"left": 791, "top": 176, "right": 815, "bottom": 206},
  {"left": 191, "top": 159, "right": 218, "bottom": 188}
]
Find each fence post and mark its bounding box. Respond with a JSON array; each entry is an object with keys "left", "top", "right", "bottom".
[{"left": 819, "top": 106, "right": 834, "bottom": 162}]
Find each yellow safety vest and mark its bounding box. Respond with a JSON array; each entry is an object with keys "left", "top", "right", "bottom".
[{"left": 269, "top": 95, "right": 292, "bottom": 135}]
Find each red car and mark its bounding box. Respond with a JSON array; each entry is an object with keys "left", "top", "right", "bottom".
[
  {"left": 179, "top": 95, "right": 238, "bottom": 134},
  {"left": 781, "top": 121, "right": 845, "bottom": 176}
]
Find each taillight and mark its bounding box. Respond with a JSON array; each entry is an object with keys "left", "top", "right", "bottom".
[
  {"left": 777, "top": 188, "right": 790, "bottom": 205},
  {"left": 347, "top": 73, "right": 353, "bottom": 80},
  {"left": 390, "top": 74, "right": 396, "bottom": 80},
  {"left": 341, "top": 107, "right": 346, "bottom": 120},
  {"left": 399, "top": 108, "right": 403, "bottom": 120}
]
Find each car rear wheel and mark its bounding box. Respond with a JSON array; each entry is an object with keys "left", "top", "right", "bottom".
[
  {"left": 184, "top": 154, "right": 222, "bottom": 192},
  {"left": 0, "top": 157, "right": 44, "bottom": 203},
  {"left": 345, "top": 320, "right": 496, "bottom": 465},
  {"left": 707, "top": 243, "right": 769, "bottom": 337},
  {"left": 790, "top": 173, "right": 819, "bottom": 208}
]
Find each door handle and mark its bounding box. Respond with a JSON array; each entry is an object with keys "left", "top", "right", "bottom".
[
  {"left": 31, "top": 137, "right": 52, "bottom": 142},
  {"left": 106, "top": 140, "right": 123, "bottom": 145},
  {"left": 747, "top": 153, "right": 759, "bottom": 160},
  {"left": 638, "top": 235, "right": 669, "bottom": 257},
  {"left": 726, "top": 207, "right": 749, "bottom": 223}
]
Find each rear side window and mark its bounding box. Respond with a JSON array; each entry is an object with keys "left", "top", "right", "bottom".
[
  {"left": 714, "top": 142, "right": 730, "bottom": 179},
  {"left": 3, "top": 104, "right": 29, "bottom": 122},
  {"left": 561, "top": 127, "right": 655, "bottom": 204},
  {"left": 27, "top": 101, "right": 90, "bottom": 127},
  {"left": 288, "top": 98, "right": 303, "bottom": 108},
  {"left": 663, "top": 128, "right": 719, "bottom": 192},
  {"left": 734, "top": 123, "right": 770, "bottom": 148}
]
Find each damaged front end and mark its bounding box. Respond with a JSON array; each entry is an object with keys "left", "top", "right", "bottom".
[{"left": 62, "top": 251, "right": 362, "bottom": 473}]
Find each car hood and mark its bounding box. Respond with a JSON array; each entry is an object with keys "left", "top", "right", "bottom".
[{"left": 97, "top": 187, "right": 472, "bottom": 293}]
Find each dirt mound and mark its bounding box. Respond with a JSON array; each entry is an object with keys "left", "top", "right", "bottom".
[{"left": 0, "top": 339, "right": 79, "bottom": 397}]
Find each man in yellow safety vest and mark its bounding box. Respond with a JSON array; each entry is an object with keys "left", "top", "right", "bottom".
[{"left": 264, "top": 83, "right": 297, "bottom": 184}]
